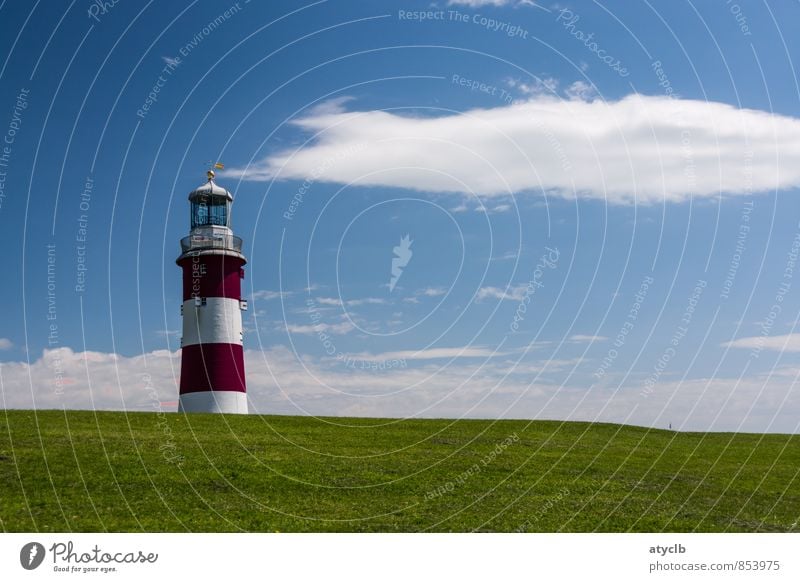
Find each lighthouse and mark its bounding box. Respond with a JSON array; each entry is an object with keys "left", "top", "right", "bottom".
[{"left": 176, "top": 170, "right": 248, "bottom": 414}]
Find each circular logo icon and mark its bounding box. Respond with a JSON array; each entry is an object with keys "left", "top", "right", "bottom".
[{"left": 19, "top": 542, "right": 45, "bottom": 570}]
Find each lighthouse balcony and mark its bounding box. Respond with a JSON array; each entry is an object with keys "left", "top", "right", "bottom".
[{"left": 180, "top": 232, "right": 243, "bottom": 254}]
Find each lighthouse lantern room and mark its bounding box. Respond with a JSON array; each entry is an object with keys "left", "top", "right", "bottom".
[{"left": 176, "top": 170, "right": 248, "bottom": 414}]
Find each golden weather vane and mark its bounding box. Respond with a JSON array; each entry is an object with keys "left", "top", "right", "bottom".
[{"left": 204, "top": 161, "right": 225, "bottom": 180}]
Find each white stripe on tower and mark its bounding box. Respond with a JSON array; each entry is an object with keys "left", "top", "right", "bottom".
[
  {"left": 179, "top": 390, "right": 248, "bottom": 414},
  {"left": 181, "top": 297, "right": 243, "bottom": 347}
]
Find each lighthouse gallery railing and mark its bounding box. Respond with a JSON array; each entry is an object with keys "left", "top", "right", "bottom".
[{"left": 180, "top": 233, "right": 243, "bottom": 253}]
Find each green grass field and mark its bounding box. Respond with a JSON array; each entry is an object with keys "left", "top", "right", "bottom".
[{"left": 1, "top": 410, "right": 798, "bottom": 532}]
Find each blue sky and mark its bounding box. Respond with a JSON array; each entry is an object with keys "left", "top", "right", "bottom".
[{"left": 2, "top": 0, "right": 800, "bottom": 432}]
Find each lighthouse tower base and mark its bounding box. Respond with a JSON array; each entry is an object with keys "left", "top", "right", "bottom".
[{"left": 178, "top": 391, "right": 248, "bottom": 414}]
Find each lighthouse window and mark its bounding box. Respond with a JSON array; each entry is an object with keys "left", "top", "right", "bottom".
[
  {"left": 191, "top": 199, "right": 208, "bottom": 228},
  {"left": 191, "top": 198, "right": 228, "bottom": 227},
  {"left": 209, "top": 199, "right": 228, "bottom": 226}
]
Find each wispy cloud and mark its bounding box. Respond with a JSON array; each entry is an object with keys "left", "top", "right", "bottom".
[
  {"left": 346, "top": 346, "right": 506, "bottom": 361},
  {"left": 490, "top": 251, "right": 519, "bottom": 262},
  {"left": 284, "top": 321, "right": 355, "bottom": 335},
  {"left": 155, "top": 329, "right": 180, "bottom": 338},
  {"left": 505, "top": 75, "right": 559, "bottom": 96},
  {"left": 416, "top": 287, "right": 447, "bottom": 297},
  {"left": 476, "top": 285, "right": 527, "bottom": 302},
  {"left": 253, "top": 290, "right": 293, "bottom": 301},
  {"left": 0, "top": 338, "right": 13, "bottom": 350},
  {"left": 348, "top": 297, "right": 388, "bottom": 307},
  {"left": 568, "top": 334, "right": 608, "bottom": 343},
  {"left": 161, "top": 56, "right": 180, "bottom": 67},
  {"left": 722, "top": 333, "right": 800, "bottom": 353},
  {"left": 315, "top": 297, "right": 343, "bottom": 306},
  {"left": 314, "top": 296, "right": 387, "bottom": 307},
  {"left": 564, "top": 80, "right": 597, "bottom": 101},
  {"left": 227, "top": 94, "right": 800, "bottom": 204},
  {"left": 475, "top": 203, "right": 512, "bottom": 214}
]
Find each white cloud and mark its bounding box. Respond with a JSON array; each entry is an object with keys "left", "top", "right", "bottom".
[
  {"left": 347, "top": 297, "right": 387, "bottom": 307},
  {"left": 416, "top": 287, "right": 447, "bottom": 297},
  {"left": 505, "top": 76, "right": 559, "bottom": 96},
  {"left": 348, "top": 346, "right": 504, "bottom": 361},
  {"left": 475, "top": 202, "right": 512, "bottom": 213},
  {"left": 0, "top": 338, "right": 12, "bottom": 350},
  {"left": 227, "top": 94, "right": 800, "bottom": 204},
  {"left": 313, "top": 296, "right": 387, "bottom": 307},
  {"left": 155, "top": 329, "right": 180, "bottom": 338},
  {"left": 564, "top": 80, "right": 597, "bottom": 101},
  {"left": 252, "top": 290, "right": 293, "bottom": 301},
  {"left": 569, "top": 334, "right": 608, "bottom": 343},
  {"left": 0, "top": 347, "right": 180, "bottom": 410},
  {"left": 284, "top": 321, "right": 355, "bottom": 335},
  {"left": 476, "top": 285, "right": 527, "bottom": 301},
  {"left": 722, "top": 333, "right": 800, "bottom": 353},
  {"left": 1, "top": 346, "right": 797, "bottom": 432},
  {"left": 315, "top": 297, "right": 343, "bottom": 306},
  {"left": 306, "top": 95, "right": 355, "bottom": 116},
  {"left": 490, "top": 250, "right": 519, "bottom": 262}
]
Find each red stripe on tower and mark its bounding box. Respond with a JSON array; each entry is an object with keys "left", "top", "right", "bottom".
[
  {"left": 179, "top": 344, "right": 246, "bottom": 394},
  {"left": 176, "top": 170, "right": 248, "bottom": 414}
]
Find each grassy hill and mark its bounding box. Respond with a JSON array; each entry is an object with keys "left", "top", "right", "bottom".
[{"left": 0, "top": 410, "right": 797, "bottom": 532}]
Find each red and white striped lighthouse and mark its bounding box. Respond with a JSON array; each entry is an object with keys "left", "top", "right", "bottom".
[{"left": 176, "top": 170, "right": 248, "bottom": 414}]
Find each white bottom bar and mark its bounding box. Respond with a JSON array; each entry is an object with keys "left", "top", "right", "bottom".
[
  {"left": 178, "top": 390, "right": 248, "bottom": 414},
  {"left": 1, "top": 534, "right": 796, "bottom": 581}
]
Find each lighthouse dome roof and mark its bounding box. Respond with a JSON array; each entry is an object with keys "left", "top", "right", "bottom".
[{"left": 188, "top": 178, "right": 233, "bottom": 202}]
